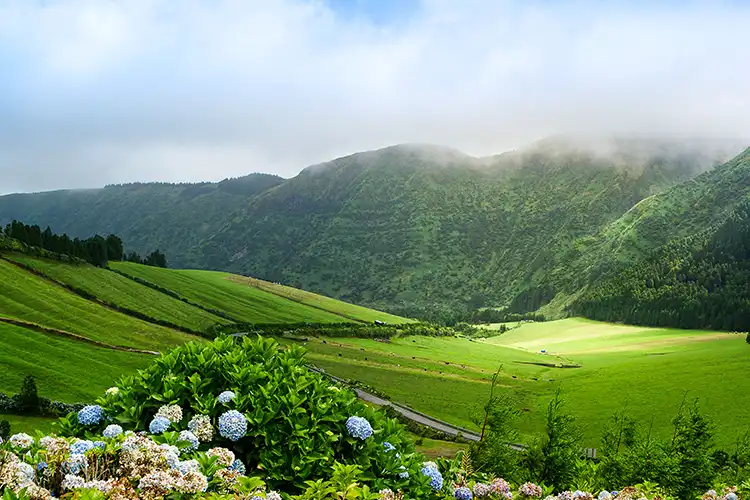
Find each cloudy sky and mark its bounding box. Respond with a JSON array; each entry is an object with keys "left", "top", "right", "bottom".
[{"left": 1, "top": 0, "right": 749, "bottom": 194}]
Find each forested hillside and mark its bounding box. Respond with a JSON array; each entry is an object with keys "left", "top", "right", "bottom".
[
  {"left": 0, "top": 138, "right": 746, "bottom": 325},
  {"left": 0, "top": 174, "right": 283, "bottom": 268},
  {"left": 569, "top": 150, "right": 750, "bottom": 331}
]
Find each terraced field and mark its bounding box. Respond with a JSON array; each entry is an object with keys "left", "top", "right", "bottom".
[
  {"left": 110, "top": 262, "right": 368, "bottom": 324},
  {"left": 0, "top": 259, "right": 198, "bottom": 351},
  {"left": 302, "top": 318, "right": 750, "bottom": 447},
  {"left": 6, "top": 253, "right": 228, "bottom": 332}
]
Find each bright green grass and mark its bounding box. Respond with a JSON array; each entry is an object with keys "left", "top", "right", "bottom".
[
  {"left": 226, "top": 274, "right": 413, "bottom": 324},
  {"left": 0, "top": 259, "right": 198, "bottom": 351},
  {"left": 303, "top": 319, "right": 750, "bottom": 447},
  {"left": 7, "top": 253, "right": 229, "bottom": 332},
  {"left": 109, "top": 262, "right": 356, "bottom": 324},
  {"left": 0, "top": 414, "right": 57, "bottom": 435},
  {"left": 0, "top": 322, "right": 153, "bottom": 402}
]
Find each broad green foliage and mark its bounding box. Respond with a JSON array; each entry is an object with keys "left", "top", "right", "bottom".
[{"left": 60, "top": 336, "right": 429, "bottom": 494}]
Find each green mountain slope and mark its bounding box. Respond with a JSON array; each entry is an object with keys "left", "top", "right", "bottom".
[
  {"left": 0, "top": 173, "right": 284, "bottom": 268},
  {"left": 568, "top": 150, "right": 750, "bottom": 330},
  {"left": 200, "top": 140, "right": 737, "bottom": 317},
  {"left": 0, "top": 138, "right": 745, "bottom": 322}
]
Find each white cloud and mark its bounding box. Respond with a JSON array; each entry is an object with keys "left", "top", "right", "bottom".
[{"left": 1, "top": 0, "right": 749, "bottom": 193}]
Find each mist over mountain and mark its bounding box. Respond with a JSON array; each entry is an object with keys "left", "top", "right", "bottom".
[{"left": 2, "top": 136, "right": 747, "bottom": 326}]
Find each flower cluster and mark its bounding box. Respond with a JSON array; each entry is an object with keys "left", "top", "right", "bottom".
[
  {"left": 207, "top": 447, "right": 235, "bottom": 467},
  {"left": 346, "top": 416, "right": 374, "bottom": 440},
  {"left": 218, "top": 390, "right": 236, "bottom": 404},
  {"left": 519, "top": 482, "right": 544, "bottom": 498},
  {"left": 473, "top": 483, "right": 493, "bottom": 498},
  {"left": 218, "top": 410, "right": 247, "bottom": 441},
  {"left": 455, "top": 486, "right": 474, "bottom": 500},
  {"left": 188, "top": 414, "right": 214, "bottom": 442},
  {"left": 179, "top": 430, "right": 200, "bottom": 451},
  {"left": 421, "top": 462, "right": 444, "bottom": 491},
  {"left": 103, "top": 424, "right": 123, "bottom": 438},
  {"left": 149, "top": 415, "right": 171, "bottom": 434},
  {"left": 9, "top": 433, "right": 34, "bottom": 449},
  {"left": 490, "top": 478, "right": 513, "bottom": 499},
  {"left": 77, "top": 404, "right": 103, "bottom": 425},
  {"left": 156, "top": 404, "right": 184, "bottom": 423}
]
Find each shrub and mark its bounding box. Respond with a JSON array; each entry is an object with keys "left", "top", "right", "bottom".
[
  {"left": 17, "top": 376, "right": 40, "bottom": 415},
  {"left": 56, "top": 335, "right": 435, "bottom": 496},
  {"left": 0, "top": 419, "right": 10, "bottom": 439}
]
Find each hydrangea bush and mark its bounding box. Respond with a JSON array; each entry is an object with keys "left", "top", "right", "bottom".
[{"left": 55, "top": 336, "right": 430, "bottom": 495}]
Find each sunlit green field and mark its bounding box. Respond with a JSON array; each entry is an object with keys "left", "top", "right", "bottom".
[
  {"left": 110, "top": 262, "right": 362, "bottom": 324},
  {"left": 302, "top": 318, "right": 749, "bottom": 447}
]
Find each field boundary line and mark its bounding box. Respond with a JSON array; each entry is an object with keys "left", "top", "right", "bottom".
[
  {"left": 0, "top": 255, "right": 205, "bottom": 337},
  {"left": 0, "top": 316, "right": 159, "bottom": 355},
  {"left": 107, "top": 267, "right": 243, "bottom": 324},
  {"left": 227, "top": 275, "right": 368, "bottom": 324}
]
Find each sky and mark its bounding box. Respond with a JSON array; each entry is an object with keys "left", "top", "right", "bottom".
[{"left": 1, "top": 0, "right": 749, "bottom": 194}]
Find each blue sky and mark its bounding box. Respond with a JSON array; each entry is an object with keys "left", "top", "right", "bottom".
[{"left": 0, "top": 0, "right": 749, "bottom": 193}]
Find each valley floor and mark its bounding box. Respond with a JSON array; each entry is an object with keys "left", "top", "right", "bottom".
[{"left": 300, "top": 318, "right": 749, "bottom": 448}]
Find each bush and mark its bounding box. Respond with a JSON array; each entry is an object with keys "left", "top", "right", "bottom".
[
  {"left": 0, "top": 419, "right": 9, "bottom": 439},
  {"left": 57, "top": 336, "right": 435, "bottom": 496},
  {"left": 17, "top": 375, "right": 40, "bottom": 415}
]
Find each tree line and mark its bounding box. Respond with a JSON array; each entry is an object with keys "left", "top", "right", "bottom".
[{"left": 3, "top": 219, "right": 167, "bottom": 268}]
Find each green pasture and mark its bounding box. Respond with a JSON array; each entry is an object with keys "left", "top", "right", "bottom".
[
  {"left": 227, "top": 274, "right": 412, "bottom": 324},
  {"left": 0, "top": 322, "right": 153, "bottom": 402},
  {"left": 109, "top": 262, "right": 355, "bottom": 324},
  {"left": 303, "top": 319, "right": 750, "bottom": 447},
  {"left": 0, "top": 259, "right": 197, "bottom": 351},
  {"left": 6, "top": 253, "right": 229, "bottom": 332}
]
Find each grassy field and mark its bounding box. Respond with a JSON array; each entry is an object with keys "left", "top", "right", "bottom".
[
  {"left": 6, "top": 253, "right": 229, "bottom": 332},
  {"left": 0, "top": 322, "right": 153, "bottom": 401},
  {"left": 227, "top": 274, "right": 413, "bottom": 324},
  {"left": 110, "top": 262, "right": 364, "bottom": 324},
  {"left": 0, "top": 259, "right": 198, "bottom": 351},
  {"left": 302, "top": 318, "right": 750, "bottom": 447}
]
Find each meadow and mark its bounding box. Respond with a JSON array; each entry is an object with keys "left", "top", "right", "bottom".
[
  {"left": 5, "top": 253, "right": 230, "bottom": 332},
  {"left": 0, "top": 259, "right": 197, "bottom": 351},
  {"left": 302, "top": 318, "right": 750, "bottom": 447},
  {"left": 110, "top": 262, "right": 366, "bottom": 324}
]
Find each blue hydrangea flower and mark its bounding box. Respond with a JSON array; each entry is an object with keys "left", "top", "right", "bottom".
[
  {"left": 77, "top": 405, "right": 103, "bottom": 425},
  {"left": 37, "top": 462, "right": 48, "bottom": 471},
  {"left": 455, "top": 486, "right": 473, "bottom": 500},
  {"left": 17, "top": 463, "right": 34, "bottom": 483},
  {"left": 421, "top": 464, "right": 443, "bottom": 491},
  {"left": 725, "top": 494, "right": 738, "bottom": 500},
  {"left": 218, "top": 391, "right": 236, "bottom": 404},
  {"left": 64, "top": 454, "right": 88, "bottom": 475},
  {"left": 165, "top": 450, "right": 180, "bottom": 469},
  {"left": 149, "top": 416, "right": 171, "bottom": 434},
  {"left": 398, "top": 466, "right": 409, "bottom": 479},
  {"left": 93, "top": 441, "right": 106, "bottom": 450},
  {"left": 218, "top": 410, "right": 247, "bottom": 441},
  {"left": 383, "top": 441, "right": 395, "bottom": 452},
  {"left": 345, "top": 416, "right": 373, "bottom": 440},
  {"left": 179, "top": 430, "right": 200, "bottom": 451},
  {"left": 70, "top": 440, "right": 95, "bottom": 454},
  {"left": 103, "top": 424, "right": 123, "bottom": 438},
  {"left": 229, "top": 459, "right": 246, "bottom": 475}
]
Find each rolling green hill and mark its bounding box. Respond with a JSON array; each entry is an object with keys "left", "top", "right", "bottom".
[
  {"left": 0, "top": 137, "right": 746, "bottom": 325},
  {"left": 5, "top": 253, "right": 230, "bottom": 332},
  {"left": 108, "top": 262, "right": 390, "bottom": 324},
  {"left": 0, "top": 258, "right": 197, "bottom": 351}
]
